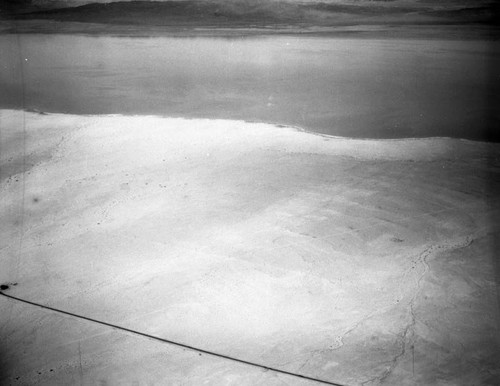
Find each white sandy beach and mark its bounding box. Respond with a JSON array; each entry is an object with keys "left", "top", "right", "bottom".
[{"left": 0, "top": 109, "right": 499, "bottom": 385}]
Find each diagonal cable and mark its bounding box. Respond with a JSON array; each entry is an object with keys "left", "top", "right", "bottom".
[{"left": 0, "top": 290, "right": 349, "bottom": 386}]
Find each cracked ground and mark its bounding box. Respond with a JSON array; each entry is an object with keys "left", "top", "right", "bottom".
[{"left": 1, "top": 110, "right": 499, "bottom": 385}]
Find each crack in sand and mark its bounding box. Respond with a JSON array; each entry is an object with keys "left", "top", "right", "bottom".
[
  {"left": 362, "top": 235, "right": 474, "bottom": 385},
  {"left": 291, "top": 233, "right": 476, "bottom": 379}
]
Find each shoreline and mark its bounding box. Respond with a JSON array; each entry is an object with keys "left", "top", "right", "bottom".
[{"left": 6, "top": 108, "right": 500, "bottom": 145}]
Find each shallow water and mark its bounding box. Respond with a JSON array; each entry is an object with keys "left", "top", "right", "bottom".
[{"left": 1, "top": 34, "right": 498, "bottom": 140}]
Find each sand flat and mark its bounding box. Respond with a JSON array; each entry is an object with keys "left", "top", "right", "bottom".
[{"left": 0, "top": 109, "right": 499, "bottom": 385}]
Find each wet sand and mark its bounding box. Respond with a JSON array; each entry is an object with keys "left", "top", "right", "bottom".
[{"left": 0, "top": 110, "right": 499, "bottom": 385}]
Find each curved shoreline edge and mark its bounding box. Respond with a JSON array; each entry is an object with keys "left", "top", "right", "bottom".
[
  {"left": 1, "top": 108, "right": 498, "bottom": 164},
  {"left": 13, "top": 108, "right": 495, "bottom": 143}
]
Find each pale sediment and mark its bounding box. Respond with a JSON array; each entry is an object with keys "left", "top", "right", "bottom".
[{"left": 1, "top": 109, "right": 499, "bottom": 385}]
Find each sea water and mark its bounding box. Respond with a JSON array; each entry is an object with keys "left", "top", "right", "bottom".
[{"left": 0, "top": 34, "right": 498, "bottom": 140}]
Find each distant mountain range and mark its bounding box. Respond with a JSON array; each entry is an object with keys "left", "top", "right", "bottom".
[{"left": 1, "top": 0, "right": 497, "bottom": 28}]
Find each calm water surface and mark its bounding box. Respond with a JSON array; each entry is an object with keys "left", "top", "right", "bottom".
[{"left": 1, "top": 34, "right": 498, "bottom": 140}]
